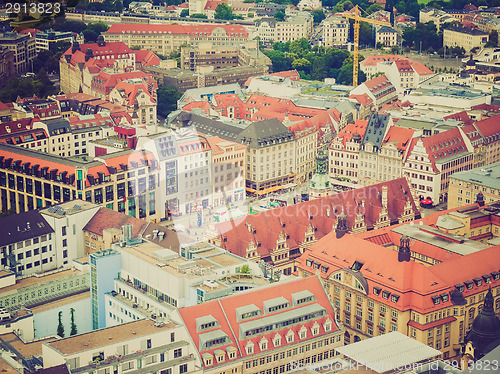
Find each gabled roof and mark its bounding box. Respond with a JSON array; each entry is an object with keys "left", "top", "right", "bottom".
[
  {"left": 383, "top": 126, "right": 414, "bottom": 151},
  {"left": 215, "top": 178, "right": 419, "bottom": 259},
  {"left": 474, "top": 113, "right": 500, "bottom": 144},
  {"left": 134, "top": 49, "right": 161, "bottom": 67},
  {"left": 106, "top": 24, "right": 249, "bottom": 38},
  {"left": 83, "top": 207, "right": 148, "bottom": 238},
  {"left": 443, "top": 110, "right": 473, "bottom": 125},
  {"left": 112, "top": 81, "right": 155, "bottom": 107},
  {"left": 333, "top": 120, "right": 368, "bottom": 147}
]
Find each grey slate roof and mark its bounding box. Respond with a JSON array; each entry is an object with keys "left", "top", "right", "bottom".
[
  {"left": 362, "top": 113, "right": 391, "bottom": 151},
  {"left": 43, "top": 118, "right": 71, "bottom": 136},
  {"left": 236, "top": 119, "right": 294, "bottom": 149},
  {"left": 0, "top": 210, "right": 54, "bottom": 247}
]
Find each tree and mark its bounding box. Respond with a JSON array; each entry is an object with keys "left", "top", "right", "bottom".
[
  {"left": 366, "top": 3, "right": 383, "bottom": 14},
  {"left": 57, "top": 311, "right": 65, "bottom": 338},
  {"left": 180, "top": 9, "right": 189, "bottom": 17},
  {"left": 486, "top": 30, "right": 498, "bottom": 47},
  {"left": 240, "top": 265, "right": 250, "bottom": 274},
  {"left": 214, "top": 3, "right": 235, "bottom": 20},
  {"left": 274, "top": 11, "right": 285, "bottom": 21},
  {"left": 157, "top": 85, "right": 182, "bottom": 118},
  {"left": 70, "top": 308, "right": 78, "bottom": 336},
  {"left": 312, "top": 9, "right": 326, "bottom": 24}
]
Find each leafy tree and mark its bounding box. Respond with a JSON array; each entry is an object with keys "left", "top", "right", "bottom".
[
  {"left": 366, "top": 4, "right": 383, "bottom": 14},
  {"left": 70, "top": 308, "right": 77, "bottom": 336},
  {"left": 263, "top": 50, "right": 292, "bottom": 71},
  {"left": 57, "top": 311, "right": 65, "bottom": 338},
  {"left": 312, "top": 9, "right": 326, "bottom": 24},
  {"left": 274, "top": 11, "right": 285, "bottom": 22},
  {"left": 240, "top": 265, "right": 250, "bottom": 274},
  {"left": 359, "top": 22, "right": 373, "bottom": 47},
  {"left": 190, "top": 13, "right": 208, "bottom": 19},
  {"left": 486, "top": 30, "right": 498, "bottom": 47},
  {"left": 214, "top": 3, "right": 235, "bottom": 20},
  {"left": 157, "top": 85, "right": 182, "bottom": 117},
  {"left": 180, "top": 9, "right": 189, "bottom": 17}
]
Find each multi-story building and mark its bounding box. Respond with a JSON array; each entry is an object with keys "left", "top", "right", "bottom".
[
  {"left": 108, "top": 80, "right": 157, "bottom": 125},
  {"left": 211, "top": 178, "right": 420, "bottom": 275},
  {"left": 42, "top": 318, "right": 199, "bottom": 374},
  {"left": 448, "top": 162, "right": 500, "bottom": 209},
  {"left": 59, "top": 38, "right": 159, "bottom": 96},
  {"left": 375, "top": 26, "right": 398, "bottom": 47},
  {"left": 359, "top": 55, "right": 434, "bottom": 83},
  {"left": 403, "top": 127, "right": 474, "bottom": 203},
  {"left": 296, "top": 200, "right": 500, "bottom": 359},
  {"left": 0, "top": 143, "right": 162, "bottom": 222},
  {"left": 320, "top": 16, "right": 349, "bottom": 48},
  {"left": 350, "top": 74, "right": 397, "bottom": 108},
  {"left": 0, "top": 46, "right": 15, "bottom": 85},
  {"left": 104, "top": 24, "right": 249, "bottom": 56},
  {"left": 0, "top": 32, "right": 36, "bottom": 75},
  {"left": 175, "top": 276, "right": 344, "bottom": 374},
  {"left": 0, "top": 210, "right": 56, "bottom": 276},
  {"left": 144, "top": 65, "right": 269, "bottom": 93},
  {"left": 16, "top": 97, "right": 61, "bottom": 120},
  {"left": 35, "top": 29, "right": 82, "bottom": 53},
  {"left": 329, "top": 120, "right": 367, "bottom": 183},
  {"left": 254, "top": 18, "right": 276, "bottom": 45},
  {"left": 100, "top": 233, "right": 265, "bottom": 326},
  {"left": 275, "top": 14, "right": 314, "bottom": 43},
  {"left": 180, "top": 42, "right": 271, "bottom": 71},
  {"left": 206, "top": 136, "right": 246, "bottom": 208},
  {"left": 443, "top": 26, "right": 488, "bottom": 52},
  {"left": 40, "top": 200, "right": 100, "bottom": 266}
]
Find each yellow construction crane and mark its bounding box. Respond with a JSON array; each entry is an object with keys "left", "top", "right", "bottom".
[{"left": 342, "top": 6, "right": 391, "bottom": 86}]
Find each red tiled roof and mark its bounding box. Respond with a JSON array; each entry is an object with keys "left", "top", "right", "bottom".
[
  {"left": 83, "top": 207, "right": 148, "bottom": 238},
  {"left": 178, "top": 276, "right": 338, "bottom": 367},
  {"left": 297, "top": 229, "right": 500, "bottom": 313},
  {"left": 134, "top": 49, "right": 161, "bottom": 67},
  {"left": 112, "top": 81, "right": 155, "bottom": 107},
  {"left": 395, "top": 59, "right": 414, "bottom": 73},
  {"left": 363, "top": 74, "right": 394, "bottom": 95},
  {"left": 361, "top": 55, "right": 406, "bottom": 67},
  {"left": 182, "top": 101, "right": 213, "bottom": 114},
  {"left": 205, "top": 136, "right": 246, "bottom": 156},
  {"left": 443, "top": 110, "right": 472, "bottom": 125},
  {"left": 349, "top": 93, "right": 373, "bottom": 107},
  {"left": 383, "top": 126, "right": 414, "bottom": 151},
  {"left": 106, "top": 24, "right": 249, "bottom": 38},
  {"left": 333, "top": 120, "right": 368, "bottom": 146},
  {"left": 205, "top": 0, "right": 226, "bottom": 10},
  {"left": 215, "top": 178, "right": 419, "bottom": 260},
  {"left": 0, "top": 118, "right": 39, "bottom": 136},
  {"left": 474, "top": 113, "right": 500, "bottom": 144}
]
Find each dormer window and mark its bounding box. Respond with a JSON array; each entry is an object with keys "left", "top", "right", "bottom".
[
  {"left": 324, "top": 319, "right": 332, "bottom": 332},
  {"left": 464, "top": 280, "right": 473, "bottom": 290},
  {"left": 373, "top": 287, "right": 381, "bottom": 296},
  {"left": 351, "top": 261, "right": 364, "bottom": 271},
  {"left": 455, "top": 283, "right": 465, "bottom": 293},
  {"left": 492, "top": 271, "right": 500, "bottom": 281},
  {"left": 382, "top": 291, "right": 390, "bottom": 299},
  {"left": 273, "top": 334, "right": 281, "bottom": 347},
  {"left": 312, "top": 322, "right": 320, "bottom": 335},
  {"left": 245, "top": 341, "right": 254, "bottom": 355},
  {"left": 259, "top": 338, "right": 268, "bottom": 351},
  {"left": 299, "top": 326, "right": 307, "bottom": 339},
  {"left": 473, "top": 278, "right": 482, "bottom": 287},
  {"left": 432, "top": 295, "right": 440, "bottom": 305},
  {"left": 440, "top": 293, "right": 449, "bottom": 303},
  {"left": 286, "top": 330, "right": 294, "bottom": 343},
  {"left": 391, "top": 294, "right": 400, "bottom": 303}
]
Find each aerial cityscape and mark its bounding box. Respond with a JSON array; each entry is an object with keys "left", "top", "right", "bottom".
[{"left": 0, "top": 0, "right": 500, "bottom": 373}]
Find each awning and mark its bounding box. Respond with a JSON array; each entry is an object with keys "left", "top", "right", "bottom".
[
  {"left": 245, "top": 187, "right": 257, "bottom": 193},
  {"left": 256, "top": 185, "right": 283, "bottom": 195}
]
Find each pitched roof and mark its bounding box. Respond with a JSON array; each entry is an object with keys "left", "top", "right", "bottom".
[
  {"left": 178, "top": 276, "right": 338, "bottom": 367},
  {"left": 83, "top": 207, "right": 148, "bottom": 238},
  {"left": 0, "top": 210, "right": 54, "bottom": 247},
  {"left": 215, "top": 178, "right": 419, "bottom": 259},
  {"left": 333, "top": 120, "right": 368, "bottom": 146},
  {"left": 383, "top": 126, "right": 414, "bottom": 151},
  {"left": 134, "top": 49, "right": 161, "bottom": 67}
]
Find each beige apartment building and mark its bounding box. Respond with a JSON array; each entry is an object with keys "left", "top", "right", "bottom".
[
  {"left": 104, "top": 24, "right": 250, "bottom": 56},
  {"left": 275, "top": 15, "right": 314, "bottom": 43},
  {"left": 321, "top": 17, "right": 348, "bottom": 48},
  {"left": 448, "top": 162, "right": 500, "bottom": 209},
  {"left": 443, "top": 26, "right": 488, "bottom": 51}
]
